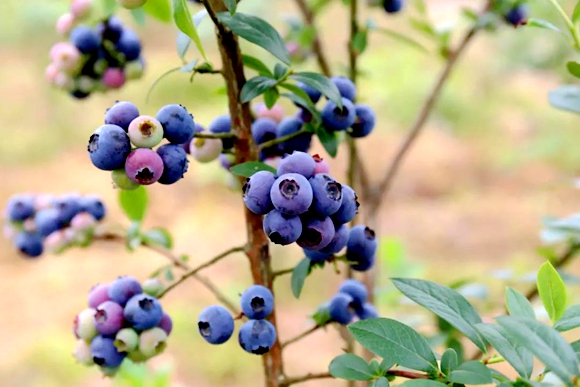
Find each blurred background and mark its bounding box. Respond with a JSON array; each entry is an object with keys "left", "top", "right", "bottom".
[{"left": 2, "top": 0, "right": 580, "bottom": 385}]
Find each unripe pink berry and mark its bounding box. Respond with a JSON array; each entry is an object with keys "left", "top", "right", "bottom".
[
  {"left": 71, "top": 0, "right": 94, "bottom": 19},
  {"left": 34, "top": 194, "right": 55, "bottom": 211},
  {"left": 63, "top": 227, "right": 78, "bottom": 244},
  {"left": 56, "top": 13, "right": 75, "bottom": 35},
  {"left": 45, "top": 64, "right": 59, "bottom": 84},
  {"left": 116, "top": 0, "right": 148, "bottom": 10},
  {"left": 44, "top": 231, "right": 67, "bottom": 253},
  {"left": 264, "top": 156, "right": 281, "bottom": 169},
  {"left": 73, "top": 339, "right": 94, "bottom": 365},
  {"left": 189, "top": 131, "right": 223, "bottom": 163},
  {"left": 102, "top": 68, "right": 126, "bottom": 89},
  {"left": 23, "top": 218, "right": 36, "bottom": 232},
  {"left": 50, "top": 42, "right": 81, "bottom": 72},
  {"left": 70, "top": 212, "right": 97, "bottom": 231},
  {"left": 313, "top": 154, "right": 330, "bottom": 175},
  {"left": 253, "top": 103, "right": 285, "bottom": 123},
  {"left": 3, "top": 224, "right": 16, "bottom": 240},
  {"left": 54, "top": 72, "right": 75, "bottom": 91}
]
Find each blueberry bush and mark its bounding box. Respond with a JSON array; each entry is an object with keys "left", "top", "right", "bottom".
[{"left": 6, "top": 0, "right": 580, "bottom": 386}]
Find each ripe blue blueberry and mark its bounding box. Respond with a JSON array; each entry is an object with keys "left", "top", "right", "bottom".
[
  {"left": 98, "top": 16, "right": 124, "bottom": 43},
  {"left": 124, "top": 148, "right": 165, "bottom": 185},
  {"left": 322, "top": 97, "right": 356, "bottom": 131},
  {"left": 346, "top": 226, "right": 377, "bottom": 271},
  {"left": 116, "top": 29, "right": 141, "bottom": 61},
  {"left": 297, "top": 215, "right": 335, "bottom": 251},
  {"left": 240, "top": 285, "right": 274, "bottom": 320},
  {"left": 34, "top": 208, "right": 63, "bottom": 237},
  {"left": 108, "top": 276, "right": 143, "bottom": 306},
  {"left": 156, "top": 104, "right": 195, "bottom": 145},
  {"left": 198, "top": 305, "right": 235, "bottom": 345},
  {"left": 505, "top": 4, "right": 528, "bottom": 26},
  {"left": 277, "top": 151, "right": 316, "bottom": 179},
  {"left": 243, "top": 171, "right": 276, "bottom": 215},
  {"left": 309, "top": 174, "right": 343, "bottom": 217},
  {"left": 158, "top": 312, "right": 173, "bottom": 335},
  {"left": 79, "top": 195, "right": 106, "bottom": 221},
  {"left": 124, "top": 294, "right": 164, "bottom": 330},
  {"left": 219, "top": 153, "right": 236, "bottom": 170},
  {"left": 5, "top": 195, "right": 35, "bottom": 221},
  {"left": 156, "top": 144, "right": 189, "bottom": 185},
  {"left": 304, "top": 249, "right": 333, "bottom": 262},
  {"left": 270, "top": 173, "right": 313, "bottom": 216},
  {"left": 238, "top": 319, "right": 277, "bottom": 355},
  {"left": 383, "top": 0, "right": 403, "bottom": 13},
  {"left": 276, "top": 117, "right": 312, "bottom": 154},
  {"left": 263, "top": 209, "right": 302, "bottom": 245},
  {"left": 94, "top": 301, "right": 125, "bottom": 336},
  {"left": 88, "top": 125, "right": 131, "bottom": 171},
  {"left": 356, "top": 303, "right": 379, "bottom": 320},
  {"left": 331, "top": 184, "right": 359, "bottom": 225},
  {"left": 104, "top": 101, "right": 140, "bottom": 131},
  {"left": 70, "top": 26, "right": 100, "bottom": 54},
  {"left": 297, "top": 82, "right": 322, "bottom": 104},
  {"left": 331, "top": 76, "right": 356, "bottom": 102},
  {"left": 320, "top": 224, "right": 349, "bottom": 254},
  {"left": 90, "top": 336, "right": 126, "bottom": 368},
  {"left": 328, "top": 293, "right": 355, "bottom": 324},
  {"left": 209, "top": 114, "right": 234, "bottom": 149},
  {"left": 252, "top": 118, "right": 280, "bottom": 160},
  {"left": 15, "top": 231, "right": 43, "bottom": 257},
  {"left": 338, "top": 279, "right": 368, "bottom": 306},
  {"left": 350, "top": 105, "right": 376, "bottom": 138},
  {"left": 54, "top": 194, "right": 81, "bottom": 224}
]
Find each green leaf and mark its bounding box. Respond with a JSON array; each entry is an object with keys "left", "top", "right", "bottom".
[
  {"left": 143, "top": 228, "right": 173, "bottom": 249},
  {"left": 289, "top": 72, "right": 342, "bottom": 107},
  {"left": 440, "top": 348, "right": 458, "bottom": 376},
  {"left": 526, "top": 18, "right": 562, "bottom": 34},
  {"left": 537, "top": 261, "right": 567, "bottom": 323},
  {"left": 505, "top": 287, "right": 535, "bottom": 319},
  {"left": 400, "top": 381, "right": 447, "bottom": 387},
  {"left": 351, "top": 30, "right": 368, "bottom": 55},
  {"left": 242, "top": 55, "right": 274, "bottom": 77},
  {"left": 316, "top": 126, "right": 338, "bottom": 158},
  {"left": 567, "top": 61, "right": 580, "bottom": 79},
  {"left": 229, "top": 161, "right": 276, "bottom": 177},
  {"left": 263, "top": 88, "right": 279, "bottom": 109},
  {"left": 176, "top": 31, "right": 191, "bottom": 60},
  {"left": 311, "top": 302, "right": 332, "bottom": 326},
  {"left": 392, "top": 278, "right": 487, "bottom": 351},
  {"left": 130, "top": 8, "right": 146, "bottom": 26},
  {"left": 173, "top": 0, "right": 207, "bottom": 61},
  {"left": 554, "top": 305, "right": 580, "bottom": 332},
  {"left": 549, "top": 85, "right": 580, "bottom": 115},
  {"left": 328, "top": 354, "right": 374, "bottom": 381},
  {"left": 164, "top": 267, "right": 174, "bottom": 281},
  {"left": 224, "top": 0, "right": 236, "bottom": 15},
  {"left": 448, "top": 361, "right": 492, "bottom": 385},
  {"left": 372, "top": 377, "right": 390, "bottom": 387},
  {"left": 240, "top": 76, "right": 278, "bottom": 103},
  {"left": 180, "top": 59, "right": 198, "bottom": 73},
  {"left": 274, "top": 63, "right": 288, "bottom": 80},
  {"left": 497, "top": 316, "right": 579, "bottom": 384},
  {"left": 291, "top": 258, "right": 310, "bottom": 298},
  {"left": 119, "top": 186, "right": 148, "bottom": 222},
  {"left": 573, "top": 1, "right": 580, "bottom": 24},
  {"left": 143, "top": 0, "right": 172, "bottom": 22},
  {"left": 475, "top": 323, "right": 533, "bottom": 379},
  {"left": 218, "top": 12, "right": 290, "bottom": 64},
  {"left": 279, "top": 89, "right": 322, "bottom": 124},
  {"left": 348, "top": 318, "right": 438, "bottom": 373}
]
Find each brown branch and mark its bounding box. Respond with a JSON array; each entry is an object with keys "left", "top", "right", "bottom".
[
  {"left": 281, "top": 325, "right": 321, "bottom": 349},
  {"left": 192, "top": 272, "right": 240, "bottom": 314},
  {"left": 272, "top": 267, "right": 295, "bottom": 278},
  {"left": 258, "top": 128, "right": 309, "bottom": 150},
  {"left": 281, "top": 372, "right": 333, "bottom": 386},
  {"left": 292, "top": 0, "right": 332, "bottom": 77},
  {"left": 389, "top": 369, "right": 430, "bottom": 379},
  {"left": 193, "top": 132, "right": 236, "bottom": 139}
]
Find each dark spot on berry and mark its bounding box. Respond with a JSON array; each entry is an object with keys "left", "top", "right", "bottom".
[
  {"left": 93, "top": 356, "right": 106, "bottom": 366},
  {"left": 136, "top": 168, "right": 154, "bottom": 183},
  {"left": 139, "top": 121, "right": 154, "bottom": 136},
  {"left": 242, "top": 180, "right": 250, "bottom": 196},
  {"left": 198, "top": 321, "right": 211, "bottom": 337},
  {"left": 252, "top": 346, "right": 270, "bottom": 355},
  {"left": 88, "top": 134, "right": 99, "bottom": 153},
  {"left": 95, "top": 309, "right": 108, "bottom": 324},
  {"left": 333, "top": 106, "right": 348, "bottom": 117},
  {"left": 138, "top": 298, "right": 154, "bottom": 311},
  {"left": 301, "top": 228, "right": 323, "bottom": 247},
  {"left": 364, "top": 227, "right": 375, "bottom": 240},
  {"left": 250, "top": 297, "right": 265, "bottom": 313},
  {"left": 326, "top": 182, "right": 342, "bottom": 201},
  {"left": 269, "top": 232, "right": 285, "bottom": 245},
  {"left": 280, "top": 179, "right": 299, "bottom": 199}
]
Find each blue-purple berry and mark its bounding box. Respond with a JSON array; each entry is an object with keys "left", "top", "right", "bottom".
[
  {"left": 356, "top": 303, "right": 379, "bottom": 320},
  {"left": 116, "top": 29, "right": 142, "bottom": 61},
  {"left": 88, "top": 283, "right": 110, "bottom": 308},
  {"left": 322, "top": 97, "right": 356, "bottom": 131},
  {"left": 309, "top": 174, "right": 343, "bottom": 217},
  {"left": 243, "top": 171, "right": 276, "bottom": 215},
  {"left": 90, "top": 336, "right": 126, "bottom": 368},
  {"left": 70, "top": 26, "right": 100, "bottom": 54},
  {"left": 124, "top": 148, "right": 165, "bottom": 185},
  {"left": 34, "top": 208, "right": 63, "bottom": 237},
  {"left": 98, "top": 17, "right": 124, "bottom": 43},
  {"left": 79, "top": 195, "right": 106, "bottom": 221},
  {"left": 88, "top": 125, "right": 131, "bottom": 171},
  {"left": 320, "top": 224, "right": 349, "bottom": 254},
  {"left": 350, "top": 105, "right": 376, "bottom": 138},
  {"left": 277, "top": 151, "right": 316, "bottom": 179},
  {"left": 297, "top": 82, "right": 322, "bottom": 104},
  {"left": 277, "top": 117, "right": 312, "bottom": 153},
  {"left": 5, "top": 195, "right": 35, "bottom": 221},
  {"left": 263, "top": 209, "right": 302, "bottom": 245},
  {"left": 14, "top": 231, "right": 43, "bottom": 258},
  {"left": 240, "top": 285, "right": 274, "bottom": 320},
  {"left": 304, "top": 249, "right": 332, "bottom": 262},
  {"left": 330, "top": 76, "right": 356, "bottom": 102},
  {"left": 209, "top": 114, "right": 233, "bottom": 149},
  {"left": 331, "top": 185, "right": 359, "bottom": 225},
  {"left": 238, "top": 319, "right": 277, "bottom": 355},
  {"left": 156, "top": 144, "right": 189, "bottom": 185},
  {"left": 158, "top": 312, "right": 173, "bottom": 336},
  {"left": 123, "top": 294, "right": 164, "bottom": 330},
  {"left": 297, "top": 215, "right": 335, "bottom": 251},
  {"left": 505, "top": 4, "right": 528, "bottom": 26},
  {"left": 338, "top": 279, "right": 368, "bottom": 306},
  {"left": 198, "top": 305, "right": 235, "bottom": 345},
  {"left": 346, "top": 226, "right": 377, "bottom": 271},
  {"left": 328, "top": 293, "right": 355, "bottom": 324},
  {"left": 94, "top": 301, "right": 124, "bottom": 336},
  {"left": 383, "top": 0, "right": 403, "bottom": 13},
  {"left": 108, "top": 276, "right": 143, "bottom": 306},
  {"left": 252, "top": 118, "right": 279, "bottom": 160},
  {"left": 270, "top": 173, "right": 313, "bottom": 216},
  {"left": 54, "top": 194, "right": 81, "bottom": 224},
  {"left": 104, "top": 101, "right": 140, "bottom": 131},
  {"left": 156, "top": 104, "right": 195, "bottom": 145}
]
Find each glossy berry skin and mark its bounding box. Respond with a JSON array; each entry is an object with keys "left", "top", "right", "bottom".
[
  {"left": 14, "top": 232, "right": 43, "bottom": 257},
  {"left": 127, "top": 115, "right": 163, "bottom": 148},
  {"left": 198, "top": 305, "right": 235, "bottom": 345},
  {"left": 124, "top": 294, "right": 163, "bottom": 330},
  {"left": 242, "top": 171, "right": 276, "bottom": 215},
  {"left": 74, "top": 308, "right": 98, "bottom": 341},
  {"left": 328, "top": 293, "right": 355, "bottom": 324},
  {"left": 79, "top": 195, "right": 106, "bottom": 221},
  {"left": 105, "top": 101, "right": 140, "bottom": 131},
  {"left": 5, "top": 195, "right": 35, "bottom": 221},
  {"left": 125, "top": 148, "right": 165, "bottom": 185},
  {"left": 156, "top": 104, "right": 195, "bottom": 145},
  {"left": 332, "top": 185, "right": 359, "bottom": 225},
  {"left": 270, "top": 173, "right": 313, "bottom": 216},
  {"left": 88, "top": 125, "right": 131, "bottom": 171},
  {"left": 209, "top": 114, "right": 233, "bottom": 149},
  {"left": 90, "top": 336, "right": 126, "bottom": 368},
  {"left": 34, "top": 208, "right": 63, "bottom": 237},
  {"left": 350, "top": 105, "right": 376, "bottom": 138},
  {"left": 156, "top": 144, "right": 189, "bottom": 185},
  {"left": 356, "top": 303, "right": 379, "bottom": 320},
  {"left": 263, "top": 209, "right": 302, "bottom": 245},
  {"left": 338, "top": 279, "right": 368, "bottom": 306},
  {"left": 320, "top": 224, "right": 349, "bottom": 254},
  {"left": 309, "top": 174, "right": 343, "bottom": 217},
  {"left": 313, "top": 154, "right": 330, "bottom": 175},
  {"left": 238, "top": 319, "right": 277, "bottom": 355},
  {"left": 297, "top": 215, "right": 335, "bottom": 251},
  {"left": 304, "top": 249, "right": 332, "bottom": 262},
  {"left": 70, "top": 26, "right": 100, "bottom": 54},
  {"left": 88, "top": 283, "right": 110, "bottom": 308},
  {"left": 322, "top": 97, "right": 357, "bottom": 131},
  {"left": 331, "top": 76, "right": 356, "bottom": 102},
  {"left": 114, "top": 328, "right": 139, "bottom": 352},
  {"left": 346, "top": 226, "right": 378, "bottom": 271},
  {"left": 383, "top": 0, "right": 403, "bottom": 13},
  {"left": 94, "top": 301, "right": 124, "bottom": 336},
  {"left": 112, "top": 169, "right": 140, "bottom": 190},
  {"left": 276, "top": 117, "right": 312, "bottom": 154},
  {"left": 252, "top": 118, "right": 279, "bottom": 159},
  {"left": 277, "top": 151, "right": 316, "bottom": 179},
  {"left": 116, "top": 29, "right": 141, "bottom": 61},
  {"left": 297, "top": 82, "right": 322, "bottom": 104},
  {"left": 158, "top": 312, "right": 173, "bottom": 335},
  {"left": 505, "top": 4, "right": 528, "bottom": 26},
  {"left": 108, "top": 276, "right": 143, "bottom": 306},
  {"left": 240, "top": 285, "right": 274, "bottom": 320},
  {"left": 139, "top": 327, "right": 168, "bottom": 356}
]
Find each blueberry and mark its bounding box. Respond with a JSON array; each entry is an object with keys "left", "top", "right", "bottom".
[
  {"left": 156, "top": 104, "right": 195, "bottom": 145},
  {"left": 5, "top": 194, "right": 35, "bottom": 221},
  {"left": 73, "top": 339, "right": 94, "bottom": 365},
  {"left": 156, "top": 144, "right": 189, "bottom": 185},
  {"left": 328, "top": 293, "right": 355, "bottom": 324},
  {"left": 138, "top": 327, "right": 168, "bottom": 356},
  {"left": 198, "top": 305, "right": 235, "bottom": 345},
  {"left": 88, "top": 283, "right": 110, "bottom": 308},
  {"left": 297, "top": 82, "right": 322, "bottom": 104},
  {"left": 240, "top": 285, "right": 274, "bottom": 320},
  {"left": 331, "top": 184, "right": 359, "bottom": 225},
  {"left": 309, "top": 174, "right": 343, "bottom": 217},
  {"left": 125, "top": 148, "right": 165, "bottom": 185},
  {"left": 70, "top": 89, "right": 90, "bottom": 99},
  {"left": 219, "top": 153, "right": 236, "bottom": 170},
  {"left": 243, "top": 171, "right": 276, "bottom": 215},
  {"left": 180, "top": 123, "right": 205, "bottom": 154},
  {"left": 189, "top": 133, "right": 223, "bottom": 163},
  {"left": 108, "top": 276, "right": 143, "bottom": 306},
  {"left": 158, "top": 312, "right": 173, "bottom": 335},
  {"left": 97, "top": 17, "right": 124, "bottom": 43},
  {"left": 73, "top": 308, "right": 97, "bottom": 341},
  {"left": 70, "top": 26, "right": 100, "bottom": 54},
  {"left": 356, "top": 303, "right": 379, "bottom": 320},
  {"left": 350, "top": 105, "right": 376, "bottom": 138},
  {"left": 346, "top": 226, "right": 377, "bottom": 271},
  {"left": 70, "top": 212, "right": 96, "bottom": 231},
  {"left": 116, "top": 29, "right": 142, "bottom": 61},
  {"left": 338, "top": 279, "right": 368, "bottom": 306},
  {"left": 209, "top": 114, "right": 233, "bottom": 149},
  {"left": 123, "top": 294, "right": 163, "bottom": 330},
  {"left": 505, "top": 4, "right": 528, "bottom": 26},
  {"left": 114, "top": 328, "right": 139, "bottom": 352},
  {"left": 56, "top": 13, "right": 74, "bottom": 35},
  {"left": 276, "top": 117, "right": 312, "bottom": 153},
  {"left": 14, "top": 231, "right": 43, "bottom": 257},
  {"left": 90, "top": 336, "right": 126, "bottom": 368},
  {"left": 296, "top": 108, "right": 314, "bottom": 124},
  {"left": 322, "top": 97, "right": 356, "bottom": 131},
  {"left": 383, "top": 0, "right": 404, "bottom": 13},
  {"left": 94, "top": 301, "right": 124, "bottom": 336},
  {"left": 104, "top": 101, "right": 140, "bottom": 131},
  {"left": 111, "top": 169, "right": 140, "bottom": 190},
  {"left": 142, "top": 278, "right": 165, "bottom": 298},
  {"left": 263, "top": 209, "right": 302, "bottom": 245},
  {"left": 304, "top": 249, "right": 332, "bottom": 262},
  {"left": 252, "top": 118, "right": 279, "bottom": 159},
  {"left": 297, "top": 214, "right": 335, "bottom": 251},
  {"left": 88, "top": 125, "right": 131, "bottom": 171},
  {"left": 330, "top": 76, "right": 356, "bottom": 102},
  {"left": 54, "top": 194, "right": 81, "bottom": 224},
  {"left": 71, "top": 0, "right": 93, "bottom": 19},
  {"left": 34, "top": 208, "right": 63, "bottom": 237},
  {"left": 238, "top": 319, "right": 277, "bottom": 355},
  {"left": 270, "top": 173, "right": 313, "bottom": 216},
  {"left": 277, "top": 151, "right": 316, "bottom": 178},
  {"left": 78, "top": 195, "right": 106, "bottom": 221},
  {"left": 320, "top": 224, "right": 349, "bottom": 254},
  {"left": 313, "top": 154, "right": 330, "bottom": 175},
  {"left": 102, "top": 68, "right": 126, "bottom": 89},
  {"left": 253, "top": 103, "right": 285, "bottom": 122}
]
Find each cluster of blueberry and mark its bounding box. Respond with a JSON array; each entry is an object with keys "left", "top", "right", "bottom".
[
  {"left": 326, "top": 279, "right": 379, "bottom": 325},
  {"left": 88, "top": 101, "right": 196, "bottom": 188},
  {"left": 73, "top": 277, "right": 172, "bottom": 375},
  {"left": 48, "top": 1, "right": 144, "bottom": 99},
  {"left": 3, "top": 193, "right": 106, "bottom": 258},
  {"left": 505, "top": 3, "right": 528, "bottom": 26},
  {"left": 198, "top": 285, "right": 277, "bottom": 355}
]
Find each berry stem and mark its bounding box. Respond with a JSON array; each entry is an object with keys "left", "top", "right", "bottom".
[
  {"left": 271, "top": 267, "right": 295, "bottom": 278},
  {"left": 280, "top": 325, "right": 320, "bottom": 349},
  {"left": 545, "top": 0, "right": 580, "bottom": 52},
  {"left": 281, "top": 368, "right": 430, "bottom": 386},
  {"left": 193, "top": 132, "right": 237, "bottom": 139},
  {"left": 258, "top": 127, "right": 309, "bottom": 150},
  {"left": 292, "top": 0, "right": 332, "bottom": 77}
]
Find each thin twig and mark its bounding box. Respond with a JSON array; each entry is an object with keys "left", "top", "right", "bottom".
[
  {"left": 281, "top": 372, "right": 333, "bottom": 386},
  {"left": 193, "top": 272, "right": 240, "bottom": 313},
  {"left": 292, "top": 0, "right": 332, "bottom": 76},
  {"left": 272, "top": 267, "right": 295, "bottom": 278},
  {"left": 193, "top": 132, "right": 236, "bottom": 139},
  {"left": 258, "top": 128, "right": 309, "bottom": 150},
  {"left": 281, "top": 325, "right": 321, "bottom": 349}
]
